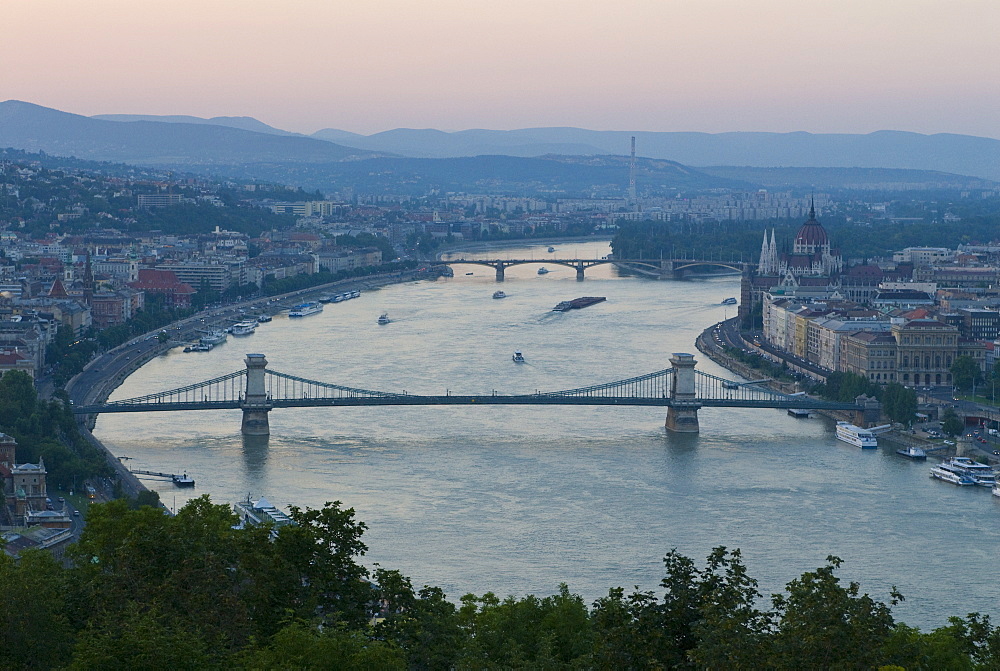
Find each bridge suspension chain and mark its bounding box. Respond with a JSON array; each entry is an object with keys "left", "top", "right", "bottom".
[
  {"left": 104, "top": 370, "right": 247, "bottom": 407},
  {"left": 265, "top": 369, "right": 402, "bottom": 401},
  {"left": 538, "top": 368, "right": 673, "bottom": 399}
]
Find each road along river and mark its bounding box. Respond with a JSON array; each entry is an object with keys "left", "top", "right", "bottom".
[{"left": 95, "top": 240, "right": 999, "bottom": 629}]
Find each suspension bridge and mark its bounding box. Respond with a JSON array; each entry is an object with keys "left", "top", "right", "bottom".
[
  {"left": 438, "top": 257, "right": 750, "bottom": 281},
  {"left": 71, "top": 353, "right": 877, "bottom": 436}
]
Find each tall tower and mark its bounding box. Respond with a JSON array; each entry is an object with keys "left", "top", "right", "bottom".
[{"left": 627, "top": 136, "right": 637, "bottom": 207}]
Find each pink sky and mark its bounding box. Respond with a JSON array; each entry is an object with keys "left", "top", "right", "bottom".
[{"left": 6, "top": 0, "right": 999, "bottom": 138}]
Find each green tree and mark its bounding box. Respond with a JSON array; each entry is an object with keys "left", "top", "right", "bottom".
[
  {"left": 951, "top": 355, "right": 983, "bottom": 392},
  {"left": 0, "top": 549, "right": 75, "bottom": 670},
  {"left": 882, "top": 382, "right": 917, "bottom": 425},
  {"left": 941, "top": 408, "right": 964, "bottom": 437}
]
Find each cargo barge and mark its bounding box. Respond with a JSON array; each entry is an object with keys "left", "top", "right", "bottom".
[{"left": 552, "top": 296, "right": 607, "bottom": 311}]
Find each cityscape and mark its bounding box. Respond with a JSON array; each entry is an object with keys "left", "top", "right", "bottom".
[{"left": 3, "top": 1, "right": 1000, "bottom": 668}]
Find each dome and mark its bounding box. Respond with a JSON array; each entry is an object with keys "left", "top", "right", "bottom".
[{"left": 794, "top": 219, "right": 828, "bottom": 247}]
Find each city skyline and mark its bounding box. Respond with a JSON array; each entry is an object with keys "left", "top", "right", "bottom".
[{"left": 5, "top": 1, "right": 1000, "bottom": 138}]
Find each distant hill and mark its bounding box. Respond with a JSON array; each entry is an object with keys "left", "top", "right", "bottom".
[
  {"left": 212, "top": 154, "right": 748, "bottom": 197},
  {"left": 93, "top": 113, "right": 301, "bottom": 136},
  {"left": 311, "top": 127, "right": 1000, "bottom": 181},
  {"left": 697, "top": 166, "right": 996, "bottom": 190},
  {"left": 0, "top": 100, "right": 377, "bottom": 166}
]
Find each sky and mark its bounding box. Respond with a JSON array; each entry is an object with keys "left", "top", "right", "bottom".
[{"left": 5, "top": 0, "right": 1000, "bottom": 138}]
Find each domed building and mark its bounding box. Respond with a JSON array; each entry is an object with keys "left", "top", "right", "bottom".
[{"left": 757, "top": 200, "right": 842, "bottom": 278}]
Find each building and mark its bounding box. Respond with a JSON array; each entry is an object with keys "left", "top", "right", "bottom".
[{"left": 137, "top": 193, "right": 183, "bottom": 209}]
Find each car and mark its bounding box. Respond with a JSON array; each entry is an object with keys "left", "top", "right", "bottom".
[
  {"left": 993, "top": 451, "right": 1000, "bottom": 455},
  {"left": 58, "top": 496, "right": 65, "bottom": 502},
  {"left": 73, "top": 510, "right": 80, "bottom": 516}
]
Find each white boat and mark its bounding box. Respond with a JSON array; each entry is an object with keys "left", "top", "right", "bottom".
[
  {"left": 257, "top": 314, "right": 272, "bottom": 323},
  {"left": 199, "top": 330, "right": 227, "bottom": 346},
  {"left": 233, "top": 495, "right": 294, "bottom": 539},
  {"left": 930, "top": 464, "right": 976, "bottom": 486},
  {"left": 537, "top": 267, "right": 549, "bottom": 275},
  {"left": 945, "top": 456, "right": 996, "bottom": 487},
  {"left": 230, "top": 320, "right": 257, "bottom": 336},
  {"left": 289, "top": 302, "right": 323, "bottom": 317},
  {"left": 492, "top": 290, "right": 507, "bottom": 299},
  {"left": 349, "top": 290, "right": 361, "bottom": 299},
  {"left": 722, "top": 297, "right": 737, "bottom": 305},
  {"left": 331, "top": 294, "right": 345, "bottom": 303},
  {"left": 377, "top": 313, "right": 391, "bottom": 325},
  {"left": 835, "top": 422, "right": 878, "bottom": 448},
  {"left": 512, "top": 351, "right": 525, "bottom": 363},
  {"left": 184, "top": 343, "right": 213, "bottom": 352},
  {"left": 993, "top": 483, "right": 1000, "bottom": 498}
]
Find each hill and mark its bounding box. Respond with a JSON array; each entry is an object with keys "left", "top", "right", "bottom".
[
  {"left": 0, "top": 100, "right": 377, "bottom": 166},
  {"left": 92, "top": 113, "right": 301, "bottom": 136},
  {"left": 697, "top": 166, "right": 995, "bottom": 191},
  {"left": 310, "top": 127, "right": 1000, "bottom": 181}
]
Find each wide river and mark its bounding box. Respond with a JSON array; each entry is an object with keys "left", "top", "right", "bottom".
[{"left": 96, "top": 240, "right": 999, "bottom": 629}]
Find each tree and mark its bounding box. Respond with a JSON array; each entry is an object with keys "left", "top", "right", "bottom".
[
  {"left": 882, "top": 382, "right": 917, "bottom": 425},
  {"left": 951, "top": 355, "right": 983, "bottom": 392},
  {"left": 941, "top": 408, "right": 964, "bottom": 437}
]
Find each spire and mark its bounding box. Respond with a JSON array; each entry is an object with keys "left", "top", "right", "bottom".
[
  {"left": 759, "top": 230, "right": 770, "bottom": 271},
  {"left": 809, "top": 194, "right": 816, "bottom": 220}
]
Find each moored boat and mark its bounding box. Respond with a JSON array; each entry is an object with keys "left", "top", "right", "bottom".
[
  {"left": 199, "top": 329, "right": 227, "bottom": 346},
  {"left": 289, "top": 302, "right": 323, "bottom": 317},
  {"left": 257, "top": 314, "right": 272, "bottom": 323},
  {"left": 230, "top": 320, "right": 258, "bottom": 336},
  {"left": 945, "top": 456, "right": 996, "bottom": 487},
  {"left": 896, "top": 446, "right": 927, "bottom": 460},
  {"left": 930, "top": 464, "right": 976, "bottom": 486},
  {"left": 172, "top": 473, "right": 195, "bottom": 487},
  {"left": 835, "top": 421, "right": 878, "bottom": 448}
]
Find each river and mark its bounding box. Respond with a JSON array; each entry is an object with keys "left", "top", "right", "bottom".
[{"left": 95, "top": 240, "right": 1000, "bottom": 629}]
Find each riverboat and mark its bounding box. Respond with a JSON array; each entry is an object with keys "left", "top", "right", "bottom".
[
  {"left": 233, "top": 495, "right": 294, "bottom": 539},
  {"left": 722, "top": 297, "right": 737, "bottom": 305},
  {"left": 835, "top": 422, "right": 878, "bottom": 448},
  {"left": 929, "top": 463, "right": 976, "bottom": 486},
  {"left": 289, "top": 302, "right": 323, "bottom": 317},
  {"left": 512, "top": 351, "right": 525, "bottom": 363},
  {"left": 199, "top": 330, "right": 227, "bottom": 346},
  {"left": 552, "top": 296, "right": 607, "bottom": 311},
  {"left": 492, "top": 290, "right": 507, "bottom": 299},
  {"left": 257, "top": 314, "right": 272, "bottom": 323},
  {"left": 230, "top": 320, "right": 258, "bottom": 336},
  {"left": 895, "top": 446, "right": 927, "bottom": 460},
  {"left": 184, "top": 343, "right": 213, "bottom": 353},
  {"left": 946, "top": 456, "right": 996, "bottom": 487},
  {"left": 994, "top": 482, "right": 1000, "bottom": 498},
  {"left": 377, "top": 313, "right": 391, "bottom": 325}
]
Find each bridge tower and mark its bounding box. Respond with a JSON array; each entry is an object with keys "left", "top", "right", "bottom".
[
  {"left": 495, "top": 261, "right": 506, "bottom": 282},
  {"left": 575, "top": 261, "right": 585, "bottom": 281},
  {"left": 241, "top": 353, "right": 272, "bottom": 436},
  {"left": 665, "top": 353, "right": 701, "bottom": 432}
]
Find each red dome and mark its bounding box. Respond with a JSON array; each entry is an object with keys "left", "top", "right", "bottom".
[{"left": 795, "top": 219, "right": 828, "bottom": 247}]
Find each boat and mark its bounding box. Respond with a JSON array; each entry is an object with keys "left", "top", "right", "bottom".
[
  {"left": 895, "top": 446, "right": 927, "bottom": 460},
  {"left": 930, "top": 463, "right": 977, "bottom": 486},
  {"left": 349, "top": 290, "right": 361, "bottom": 299},
  {"left": 377, "top": 313, "right": 391, "bottom": 325},
  {"left": 230, "top": 320, "right": 258, "bottom": 336},
  {"left": 787, "top": 408, "right": 811, "bottom": 418},
  {"left": 257, "top": 314, "right": 272, "bottom": 323},
  {"left": 512, "top": 351, "right": 525, "bottom": 363},
  {"left": 172, "top": 473, "right": 195, "bottom": 487},
  {"left": 722, "top": 297, "right": 738, "bottom": 305},
  {"left": 537, "top": 267, "right": 549, "bottom": 275},
  {"left": 552, "top": 296, "right": 607, "bottom": 311},
  {"left": 492, "top": 290, "right": 507, "bottom": 299},
  {"left": 289, "top": 302, "right": 323, "bottom": 317},
  {"left": 199, "top": 330, "right": 227, "bottom": 346},
  {"left": 993, "top": 483, "right": 1000, "bottom": 498},
  {"left": 547, "top": 246, "right": 555, "bottom": 253},
  {"left": 835, "top": 421, "right": 878, "bottom": 448},
  {"left": 233, "top": 495, "right": 294, "bottom": 539},
  {"left": 465, "top": 272, "right": 474, "bottom": 276},
  {"left": 185, "top": 343, "right": 213, "bottom": 352},
  {"left": 318, "top": 296, "right": 333, "bottom": 303},
  {"left": 331, "top": 293, "right": 345, "bottom": 303},
  {"left": 944, "top": 456, "right": 996, "bottom": 487}
]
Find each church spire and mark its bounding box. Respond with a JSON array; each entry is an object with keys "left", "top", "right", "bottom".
[{"left": 809, "top": 194, "right": 816, "bottom": 220}]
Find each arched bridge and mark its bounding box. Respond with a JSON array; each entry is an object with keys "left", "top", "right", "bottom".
[
  {"left": 439, "top": 257, "right": 750, "bottom": 281},
  {"left": 72, "top": 353, "right": 874, "bottom": 436}
]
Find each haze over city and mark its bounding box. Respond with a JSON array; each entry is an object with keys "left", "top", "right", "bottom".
[{"left": 6, "top": 0, "right": 1000, "bottom": 138}]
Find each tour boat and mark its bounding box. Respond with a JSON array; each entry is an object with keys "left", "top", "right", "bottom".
[
  {"left": 895, "top": 446, "right": 927, "bottom": 460},
  {"left": 492, "top": 290, "right": 507, "bottom": 299},
  {"left": 377, "top": 313, "right": 391, "bottom": 325},
  {"left": 929, "top": 463, "right": 976, "bottom": 486},
  {"left": 289, "top": 302, "right": 323, "bottom": 317},
  {"left": 835, "top": 422, "right": 878, "bottom": 448},
  {"left": 512, "top": 351, "right": 525, "bottom": 363},
  {"left": 945, "top": 456, "right": 996, "bottom": 487},
  {"left": 199, "top": 330, "right": 227, "bottom": 346},
  {"left": 230, "top": 321, "right": 258, "bottom": 336}
]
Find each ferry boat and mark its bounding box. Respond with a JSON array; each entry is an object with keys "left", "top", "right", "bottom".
[
  {"left": 929, "top": 463, "right": 977, "bottom": 486},
  {"left": 377, "top": 313, "right": 391, "bottom": 325},
  {"left": 230, "top": 320, "right": 258, "bottom": 336},
  {"left": 835, "top": 422, "right": 878, "bottom": 448},
  {"left": 199, "top": 330, "right": 227, "bottom": 346},
  {"left": 492, "top": 290, "right": 507, "bottom": 299},
  {"left": 722, "top": 297, "right": 738, "bottom": 305},
  {"left": 946, "top": 456, "right": 996, "bottom": 487},
  {"left": 289, "top": 302, "right": 323, "bottom": 317},
  {"left": 512, "top": 351, "right": 525, "bottom": 363},
  {"left": 895, "top": 445, "right": 927, "bottom": 460},
  {"left": 233, "top": 495, "right": 294, "bottom": 539},
  {"left": 537, "top": 267, "right": 549, "bottom": 275}
]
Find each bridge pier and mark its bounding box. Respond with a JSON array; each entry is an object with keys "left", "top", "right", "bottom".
[
  {"left": 241, "top": 353, "right": 272, "bottom": 436},
  {"left": 576, "top": 262, "right": 585, "bottom": 281},
  {"left": 495, "top": 261, "right": 506, "bottom": 282},
  {"left": 665, "top": 353, "right": 701, "bottom": 432}
]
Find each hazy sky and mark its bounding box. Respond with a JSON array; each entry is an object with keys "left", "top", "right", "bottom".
[{"left": 6, "top": 0, "right": 1000, "bottom": 137}]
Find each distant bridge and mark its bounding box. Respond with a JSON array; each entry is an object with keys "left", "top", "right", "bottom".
[
  {"left": 72, "top": 353, "right": 875, "bottom": 436},
  {"left": 437, "top": 258, "right": 751, "bottom": 281}
]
